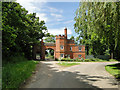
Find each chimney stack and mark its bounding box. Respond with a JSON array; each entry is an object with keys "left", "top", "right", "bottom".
[{"left": 64, "top": 27, "right": 67, "bottom": 39}]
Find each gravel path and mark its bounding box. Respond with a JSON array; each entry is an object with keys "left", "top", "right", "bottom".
[{"left": 22, "top": 61, "right": 119, "bottom": 89}]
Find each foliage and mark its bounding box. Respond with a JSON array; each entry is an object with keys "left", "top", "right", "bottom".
[
  {"left": 60, "top": 58, "right": 117, "bottom": 62},
  {"left": 45, "top": 48, "right": 54, "bottom": 58},
  {"left": 85, "top": 58, "right": 117, "bottom": 62},
  {"left": 105, "top": 63, "right": 120, "bottom": 80},
  {"left": 44, "top": 34, "right": 55, "bottom": 43},
  {"left": 2, "top": 56, "right": 39, "bottom": 88},
  {"left": 61, "top": 58, "right": 74, "bottom": 61},
  {"left": 45, "top": 55, "right": 54, "bottom": 59},
  {"left": 70, "top": 36, "right": 75, "bottom": 40},
  {"left": 74, "top": 2, "right": 120, "bottom": 59},
  {"left": 2, "top": 2, "right": 47, "bottom": 60}
]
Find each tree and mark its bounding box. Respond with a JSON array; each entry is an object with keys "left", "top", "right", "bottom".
[
  {"left": 44, "top": 34, "right": 55, "bottom": 43},
  {"left": 70, "top": 36, "right": 75, "bottom": 40},
  {"left": 74, "top": 2, "right": 120, "bottom": 59},
  {"left": 2, "top": 2, "right": 47, "bottom": 60}
]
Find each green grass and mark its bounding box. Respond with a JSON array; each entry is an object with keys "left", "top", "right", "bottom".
[
  {"left": 57, "top": 62, "right": 80, "bottom": 67},
  {"left": 105, "top": 63, "right": 120, "bottom": 80},
  {"left": 84, "top": 58, "right": 117, "bottom": 62},
  {"left": 2, "top": 56, "right": 39, "bottom": 88},
  {"left": 60, "top": 58, "right": 118, "bottom": 62}
]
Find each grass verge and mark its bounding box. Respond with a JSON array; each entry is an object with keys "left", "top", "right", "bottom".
[
  {"left": 2, "top": 56, "right": 39, "bottom": 88},
  {"left": 105, "top": 63, "right": 120, "bottom": 80},
  {"left": 60, "top": 58, "right": 118, "bottom": 62},
  {"left": 57, "top": 62, "right": 80, "bottom": 67}
]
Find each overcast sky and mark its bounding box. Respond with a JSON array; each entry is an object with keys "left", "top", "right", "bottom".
[{"left": 16, "top": 0, "right": 79, "bottom": 39}]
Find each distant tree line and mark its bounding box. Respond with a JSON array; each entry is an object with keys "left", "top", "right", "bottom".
[
  {"left": 2, "top": 2, "right": 48, "bottom": 60},
  {"left": 44, "top": 34, "right": 55, "bottom": 43},
  {"left": 74, "top": 2, "right": 120, "bottom": 59}
]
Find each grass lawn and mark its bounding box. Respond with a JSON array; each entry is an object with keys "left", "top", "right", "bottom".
[
  {"left": 105, "top": 63, "right": 120, "bottom": 80},
  {"left": 2, "top": 57, "right": 39, "bottom": 88},
  {"left": 57, "top": 62, "right": 80, "bottom": 67}
]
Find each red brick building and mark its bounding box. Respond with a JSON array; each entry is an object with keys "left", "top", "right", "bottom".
[
  {"left": 34, "top": 28, "right": 85, "bottom": 60},
  {"left": 55, "top": 28, "right": 85, "bottom": 59}
]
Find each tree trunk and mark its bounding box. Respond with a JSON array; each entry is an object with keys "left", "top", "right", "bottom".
[
  {"left": 32, "top": 44, "right": 36, "bottom": 60},
  {"left": 111, "top": 52, "right": 113, "bottom": 59}
]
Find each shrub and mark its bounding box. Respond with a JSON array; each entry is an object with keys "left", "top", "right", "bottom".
[{"left": 109, "top": 59, "right": 117, "bottom": 61}]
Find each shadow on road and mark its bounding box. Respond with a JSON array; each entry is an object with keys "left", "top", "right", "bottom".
[{"left": 22, "top": 61, "right": 118, "bottom": 89}]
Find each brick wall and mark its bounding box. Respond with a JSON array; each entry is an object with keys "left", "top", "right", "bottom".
[{"left": 35, "top": 28, "right": 85, "bottom": 60}]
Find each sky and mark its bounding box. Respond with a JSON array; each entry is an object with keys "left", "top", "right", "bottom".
[{"left": 16, "top": 0, "right": 80, "bottom": 39}]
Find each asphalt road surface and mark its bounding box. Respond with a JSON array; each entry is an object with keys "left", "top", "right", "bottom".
[{"left": 22, "top": 61, "right": 119, "bottom": 89}]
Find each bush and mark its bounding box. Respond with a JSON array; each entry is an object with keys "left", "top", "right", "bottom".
[
  {"left": 60, "top": 58, "right": 118, "bottom": 62},
  {"left": 96, "top": 55, "right": 109, "bottom": 60},
  {"left": 109, "top": 59, "right": 117, "bottom": 61},
  {"left": 61, "top": 58, "right": 74, "bottom": 61}
]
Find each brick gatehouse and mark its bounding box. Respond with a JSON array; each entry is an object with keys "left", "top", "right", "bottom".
[{"left": 33, "top": 28, "right": 85, "bottom": 60}]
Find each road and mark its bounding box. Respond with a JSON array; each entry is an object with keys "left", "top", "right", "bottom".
[{"left": 22, "top": 61, "right": 119, "bottom": 89}]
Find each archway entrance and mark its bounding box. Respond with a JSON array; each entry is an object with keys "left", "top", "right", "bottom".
[
  {"left": 36, "top": 51, "right": 41, "bottom": 60},
  {"left": 45, "top": 48, "right": 54, "bottom": 61}
]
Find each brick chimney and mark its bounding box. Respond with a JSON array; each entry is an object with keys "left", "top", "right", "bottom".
[{"left": 64, "top": 27, "right": 67, "bottom": 39}]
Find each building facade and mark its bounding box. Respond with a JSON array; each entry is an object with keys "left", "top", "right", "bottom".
[
  {"left": 55, "top": 28, "right": 85, "bottom": 59},
  {"left": 34, "top": 28, "right": 85, "bottom": 60}
]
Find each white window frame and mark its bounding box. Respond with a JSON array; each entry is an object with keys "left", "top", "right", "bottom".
[
  {"left": 60, "top": 45, "right": 64, "bottom": 50},
  {"left": 60, "top": 54, "right": 64, "bottom": 58},
  {"left": 78, "top": 54, "right": 82, "bottom": 58},
  {"left": 79, "top": 47, "right": 82, "bottom": 51}
]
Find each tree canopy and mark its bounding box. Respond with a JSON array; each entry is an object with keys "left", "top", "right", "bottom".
[
  {"left": 44, "top": 34, "right": 55, "bottom": 43},
  {"left": 2, "top": 2, "right": 47, "bottom": 60},
  {"left": 74, "top": 2, "right": 120, "bottom": 59}
]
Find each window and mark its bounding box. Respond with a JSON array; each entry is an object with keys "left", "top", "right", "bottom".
[
  {"left": 60, "top": 45, "right": 64, "bottom": 50},
  {"left": 79, "top": 47, "right": 82, "bottom": 51},
  {"left": 70, "top": 47, "right": 72, "bottom": 51},
  {"left": 78, "top": 55, "right": 82, "bottom": 58},
  {"left": 60, "top": 54, "right": 63, "bottom": 57}
]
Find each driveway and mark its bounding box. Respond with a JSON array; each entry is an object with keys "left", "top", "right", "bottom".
[{"left": 22, "top": 61, "right": 119, "bottom": 89}]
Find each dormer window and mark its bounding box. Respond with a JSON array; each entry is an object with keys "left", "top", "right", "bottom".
[
  {"left": 79, "top": 47, "right": 82, "bottom": 51},
  {"left": 60, "top": 45, "right": 64, "bottom": 50}
]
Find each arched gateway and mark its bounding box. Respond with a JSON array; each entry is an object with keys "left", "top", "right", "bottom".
[{"left": 33, "top": 28, "right": 85, "bottom": 60}]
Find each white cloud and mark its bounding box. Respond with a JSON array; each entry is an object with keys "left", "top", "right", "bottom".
[
  {"left": 16, "top": 0, "right": 64, "bottom": 23},
  {"left": 36, "top": 13, "right": 48, "bottom": 22},
  {"left": 64, "top": 20, "right": 74, "bottom": 24},
  {"left": 48, "top": 7, "right": 63, "bottom": 13},
  {"left": 48, "top": 27, "right": 72, "bottom": 35},
  {"left": 16, "top": 0, "right": 41, "bottom": 12},
  {"left": 56, "top": 18, "right": 63, "bottom": 21},
  {"left": 51, "top": 13, "right": 63, "bottom": 18},
  {"left": 50, "top": 13, "right": 63, "bottom": 22},
  {"left": 16, "top": 0, "right": 48, "bottom": 22}
]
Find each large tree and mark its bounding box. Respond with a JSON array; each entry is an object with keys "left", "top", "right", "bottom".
[
  {"left": 74, "top": 2, "right": 120, "bottom": 59},
  {"left": 2, "top": 2, "right": 47, "bottom": 60}
]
